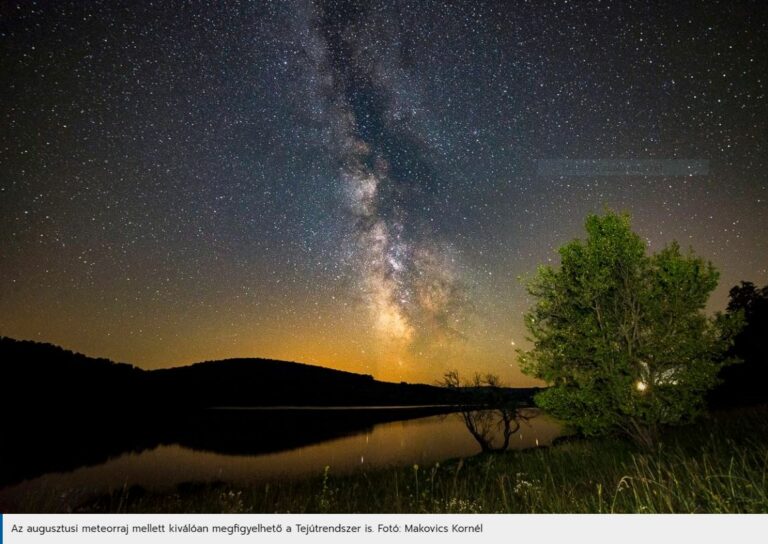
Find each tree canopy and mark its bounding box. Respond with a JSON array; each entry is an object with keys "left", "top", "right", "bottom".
[
  {"left": 710, "top": 281, "right": 768, "bottom": 406},
  {"left": 518, "top": 211, "right": 742, "bottom": 448}
]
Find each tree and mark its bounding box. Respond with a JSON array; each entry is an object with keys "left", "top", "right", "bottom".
[
  {"left": 710, "top": 281, "right": 768, "bottom": 406},
  {"left": 518, "top": 211, "right": 742, "bottom": 449},
  {"left": 441, "top": 371, "right": 535, "bottom": 452}
]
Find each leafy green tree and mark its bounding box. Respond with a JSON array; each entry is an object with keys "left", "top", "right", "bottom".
[{"left": 518, "top": 211, "right": 742, "bottom": 448}]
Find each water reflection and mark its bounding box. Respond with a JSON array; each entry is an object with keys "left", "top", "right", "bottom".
[
  {"left": 460, "top": 407, "right": 539, "bottom": 453},
  {"left": 441, "top": 371, "right": 541, "bottom": 453},
  {"left": 0, "top": 406, "right": 455, "bottom": 487},
  {"left": 0, "top": 408, "right": 561, "bottom": 511}
]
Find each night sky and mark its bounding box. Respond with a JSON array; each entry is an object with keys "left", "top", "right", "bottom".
[{"left": 2, "top": 1, "right": 766, "bottom": 385}]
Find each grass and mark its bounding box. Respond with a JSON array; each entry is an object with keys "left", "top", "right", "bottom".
[{"left": 47, "top": 406, "right": 768, "bottom": 513}]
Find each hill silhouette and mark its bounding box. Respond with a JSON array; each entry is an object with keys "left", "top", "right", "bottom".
[
  {"left": 0, "top": 336, "right": 513, "bottom": 409},
  {"left": 146, "top": 357, "right": 468, "bottom": 408}
]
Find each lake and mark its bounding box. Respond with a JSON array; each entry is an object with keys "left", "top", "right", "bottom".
[{"left": 0, "top": 407, "right": 562, "bottom": 510}]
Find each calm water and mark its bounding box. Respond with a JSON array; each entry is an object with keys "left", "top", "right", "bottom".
[{"left": 0, "top": 408, "right": 561, "bottom": 510}]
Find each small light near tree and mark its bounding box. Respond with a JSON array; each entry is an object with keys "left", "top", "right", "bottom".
[{"left": 635, "top": 381, "right": 648, "bottom": 392}]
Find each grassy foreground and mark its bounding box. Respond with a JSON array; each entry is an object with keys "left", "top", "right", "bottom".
[{"left": 75, "top": 406, "right": 768, "bottom": 513}]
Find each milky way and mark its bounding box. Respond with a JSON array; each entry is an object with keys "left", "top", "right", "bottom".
[
  {"left": 1, "top": 0, "right": 766, "bottom": 383},
  {"left": 297, "top": 2, "right": 470, "bottom": 351}
]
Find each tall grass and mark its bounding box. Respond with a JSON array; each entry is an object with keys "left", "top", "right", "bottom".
[{"left": 58, "top": 406, "right": 768, "bottom": 513}]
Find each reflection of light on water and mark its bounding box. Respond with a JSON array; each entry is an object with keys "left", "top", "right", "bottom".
[{"left": 0, "top": 411, "right": 563, "bottom": 506}]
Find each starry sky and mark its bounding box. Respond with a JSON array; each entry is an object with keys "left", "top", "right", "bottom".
[{"left": 1, "top": 0, "right": 767, "bottom": 385}]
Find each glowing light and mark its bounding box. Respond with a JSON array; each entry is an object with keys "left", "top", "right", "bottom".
[{"left": 636, "top": 380, "right": 648, "bottom": 392}]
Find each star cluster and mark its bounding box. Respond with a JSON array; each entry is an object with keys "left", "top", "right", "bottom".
[{"left": 1, "top": 0, "right": 766, "bottom": 384}]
